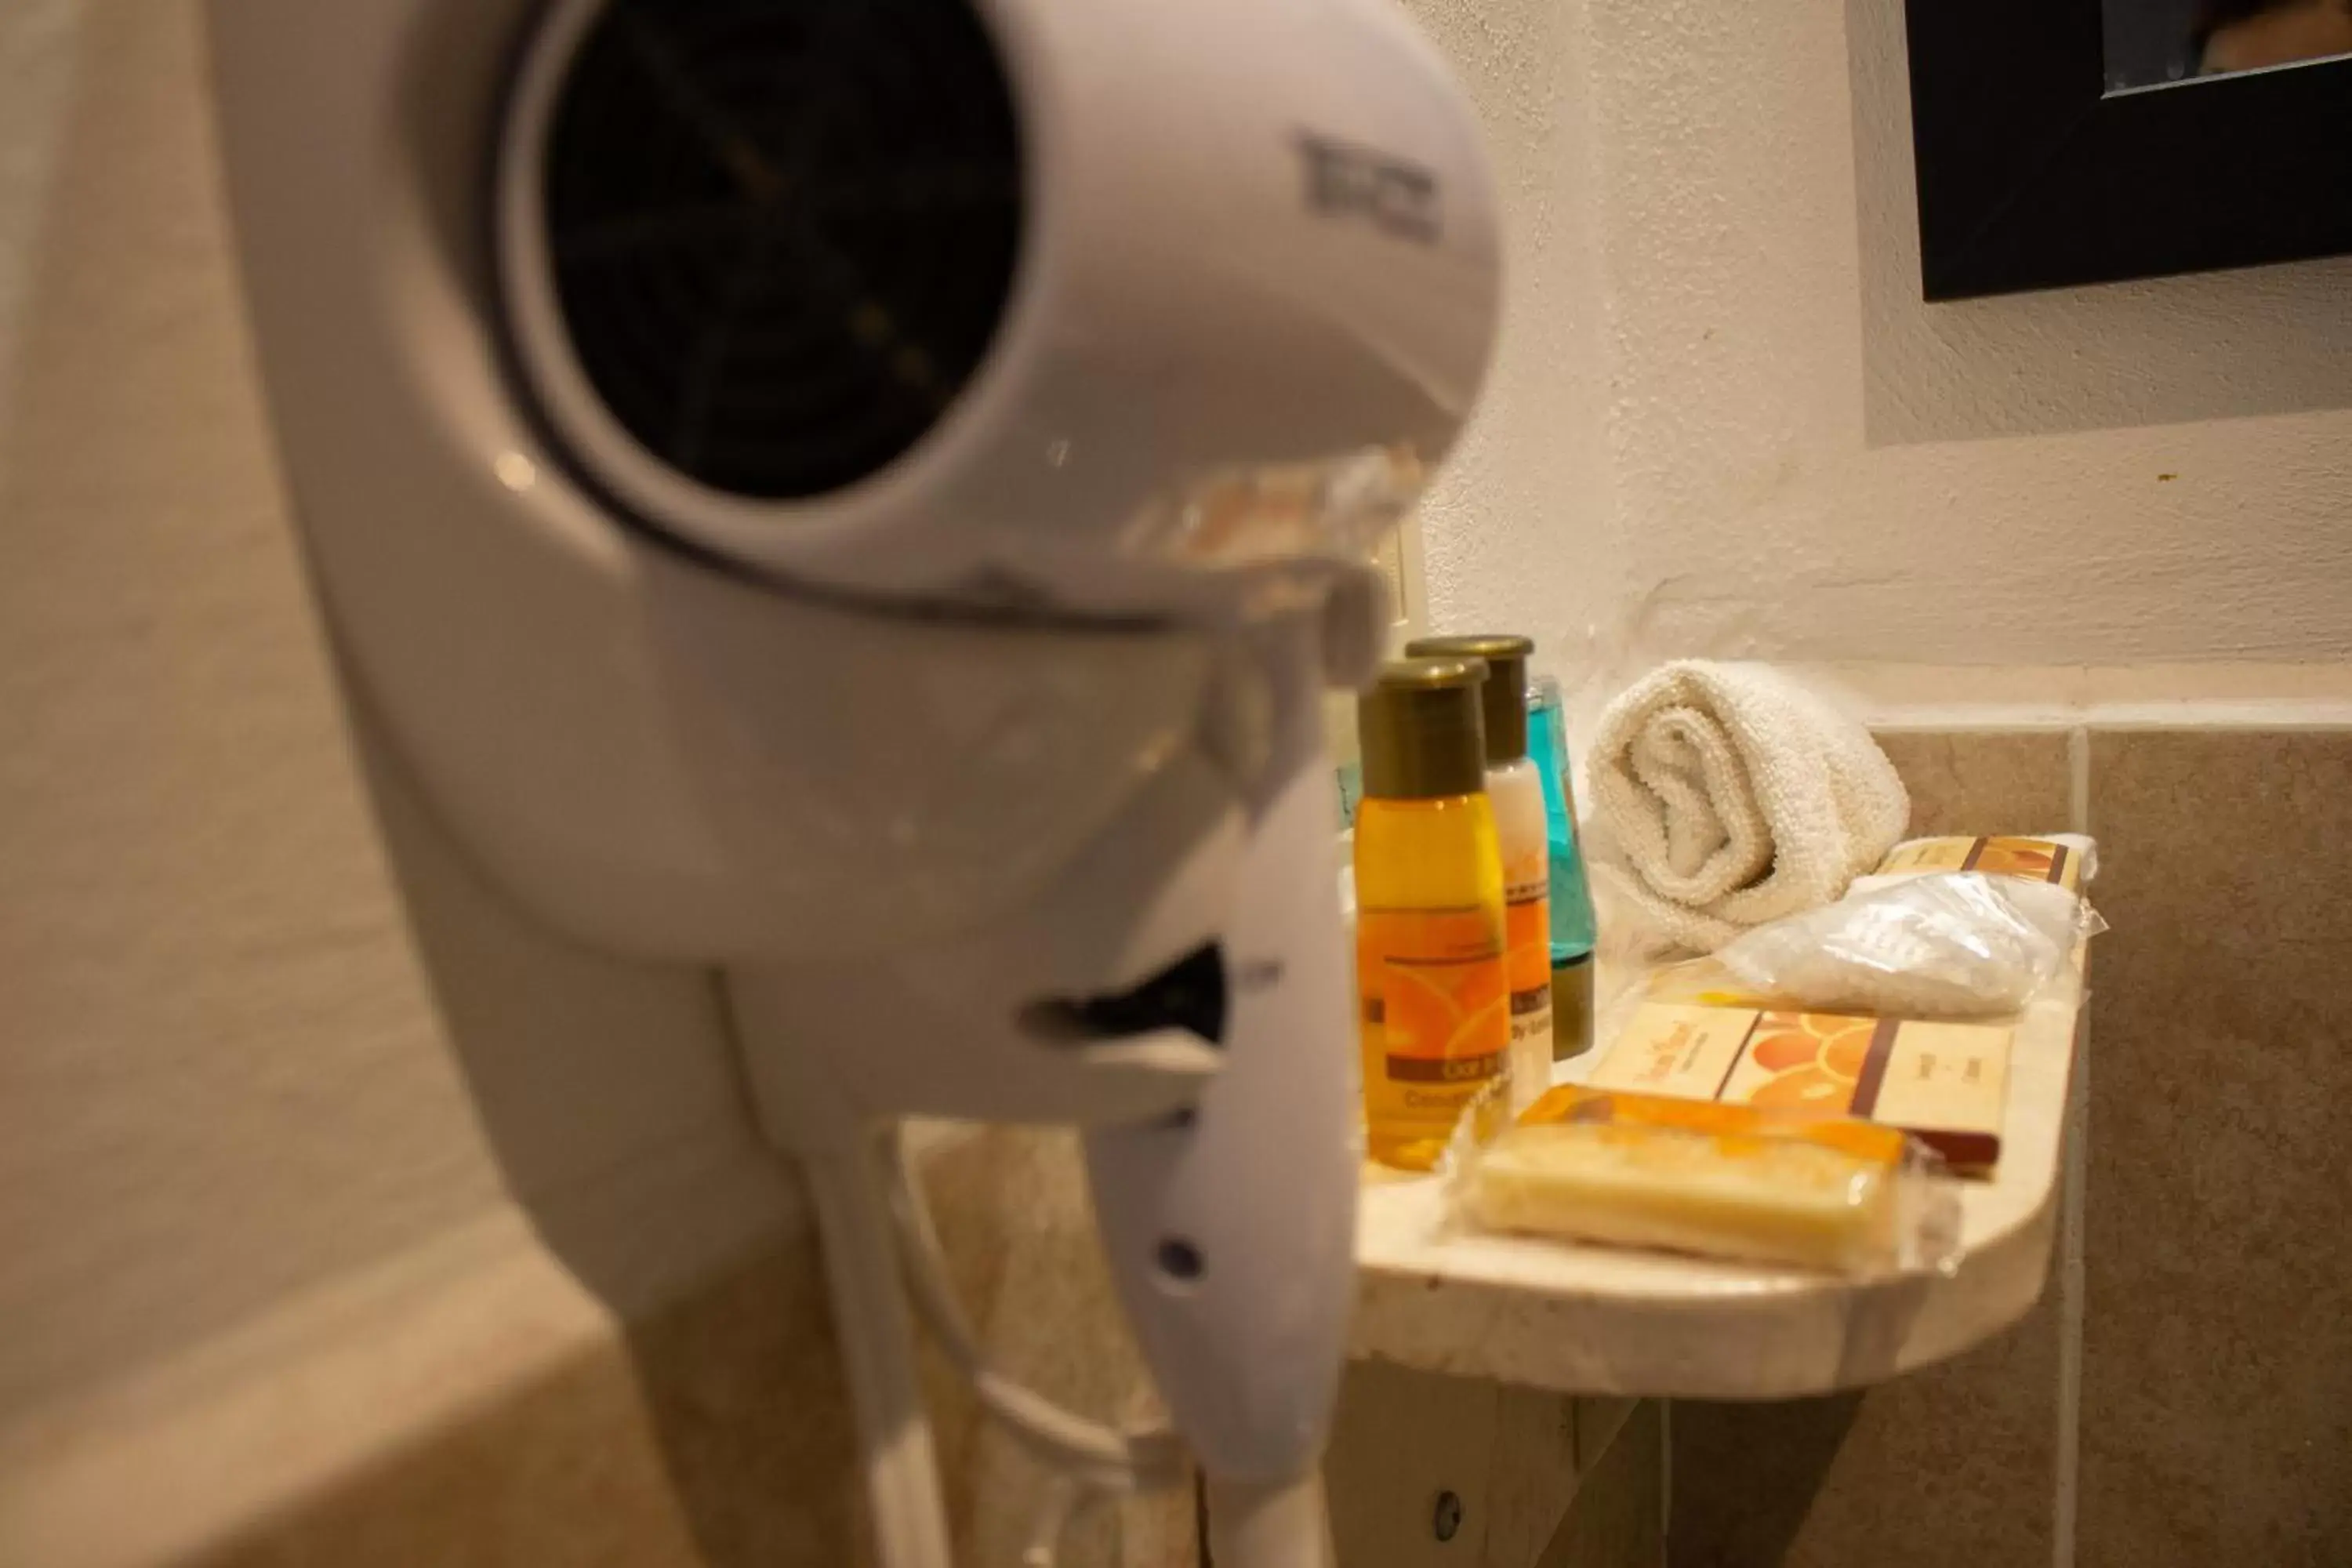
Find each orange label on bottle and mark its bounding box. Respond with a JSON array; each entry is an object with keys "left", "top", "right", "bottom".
[
  {"left": 1505, "top": 887, "right": 1551, "bottom": 989},
  {"left": 1505, "top": 884, "right": 1552, "bottom": 1051},
  {"left": 1358, "top": 905, "right": 1510, "bottom": 1159}
]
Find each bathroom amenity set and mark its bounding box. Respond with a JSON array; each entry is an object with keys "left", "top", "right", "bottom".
[{"left": 1355, "top": 655, "right": 2106, "bottom": 1280}]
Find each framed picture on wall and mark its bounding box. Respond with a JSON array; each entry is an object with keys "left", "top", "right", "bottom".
[{"left": 1903, "top": 0, "right": 2352, "bottom": 299}]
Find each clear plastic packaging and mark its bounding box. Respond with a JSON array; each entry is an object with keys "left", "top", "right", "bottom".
[
  {"left": 1451, "top": 1084, "right": 1960, "bottom": 1276},
  {"left": 1715, "top": 872, "right": 2106, "bottom": 1020}
]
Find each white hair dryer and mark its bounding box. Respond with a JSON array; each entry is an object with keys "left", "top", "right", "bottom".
[{"left": 207, "top": 0, "right": 1501, "bottom": 1561}]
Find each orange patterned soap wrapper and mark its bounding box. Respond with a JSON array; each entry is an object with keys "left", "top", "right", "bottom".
[
  {"left": 1872, "top": 834, "right": 2085, "bottom": 893},
  {"left": 1519, "top": 1083, "right": 1910, "bottom": 1165},
  {"left": 1587, "top": 1000, "right": 2011, "bottom": 1173}
]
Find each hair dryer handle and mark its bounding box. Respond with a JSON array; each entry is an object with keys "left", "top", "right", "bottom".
[{"left": 1080, "top": 746, "right": 1359, "bottom": 1492}]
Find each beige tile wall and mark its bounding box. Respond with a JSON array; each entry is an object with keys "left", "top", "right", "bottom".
[
  {"left": 1325, "top": 1362, "right": 1578, "bottom": 1568},
  {"left": 1667, "top": 1303, "right": 2065, "bottom": 1568},
  {"left": 1871, "top": 730, "right": 2078, "bottom": 840},
  {"left": 184, "top": 1241, "right": 866, "bottom": 1568},
  {"left": 919, "top": 1128, "right": 1194, "bottom": 1568},
  {"left": 1667, "top": 729, "right": 2078, "bottom": 1568},
  {"left": 2077, "top": 731, "right": 2352, "bottom": 1568},
  {"left": 1670, "top": 724, "right": 2352, "bottom": 1568},
  {"left": 1323, "top": 1363, "right": 1657, "bottom": 1568},
  {"left": 144, "top": 1129, "right": 1193, "bottom": 1568},
  {"left": 1540, "top": 1400, "right": 1661, "bottom": 1568}
]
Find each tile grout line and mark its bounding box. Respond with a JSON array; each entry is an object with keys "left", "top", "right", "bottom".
[
  {"left": 2055, "top": 725, "right": 2095, "bottom": 1563},
  {"left": 2054, "top": 1010, "right": 2089, "bottom": 1568},
  {"left": 1867, "top": 705, "right": 2352, "bottom": 732},
  {"left": 2068, "top": 727, "right": 2092, "bottom": 843},
  {"left": 1658, "top": 1398, "right": 1672, "bottom": 1559},
  {"left": 2053, "top": 725, "right": 2092, "bottom": 1568}
]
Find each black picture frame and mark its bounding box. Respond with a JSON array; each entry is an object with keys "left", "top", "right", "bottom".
[{"left": 1903, "top": 0, "right": 2352, "bottom": 299}]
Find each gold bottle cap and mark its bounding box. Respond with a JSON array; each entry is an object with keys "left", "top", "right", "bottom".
[
  {"left": 1359, "top": 658, "right": 1489, "bottom": 800},
  {"left": 1406, "top": 634, "right": 1534, "bottom": 763}
]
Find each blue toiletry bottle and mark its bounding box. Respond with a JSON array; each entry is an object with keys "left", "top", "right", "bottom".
[{"left": 1526, "top": 675, "right": 1597, "bottom": 1056}]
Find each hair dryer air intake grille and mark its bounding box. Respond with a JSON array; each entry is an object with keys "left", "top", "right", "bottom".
[{"left": 535, "top": 0, "right": 1024, "bottom": 501}]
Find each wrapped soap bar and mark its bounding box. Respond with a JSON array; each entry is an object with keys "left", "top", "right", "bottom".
[
  {"left": 1454, "top": 1085, "right": 1959, "bottom": 1276},
  {"left": 1863, "top": 833, "right": 2096, "bottom": 895}
]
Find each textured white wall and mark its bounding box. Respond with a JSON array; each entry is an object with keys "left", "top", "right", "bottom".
[
  {"left": 1396, "top": 0, "right": 1623, "bottom": 666},
  {"left": 1414, "top": 0, "right": 2352, "bottom": 670},
  {"left": 0, "top": 0, "right": 500, "bottom": 1414},
  {"left": 0, "top": 0, "right": 771, "bottom": 1437}
]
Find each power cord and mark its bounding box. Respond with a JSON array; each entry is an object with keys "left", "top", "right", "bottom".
[{"left": 874, "top": 1125, "right": 1191, "bottom": 1562}]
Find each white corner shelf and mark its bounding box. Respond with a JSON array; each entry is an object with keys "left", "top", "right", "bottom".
[{"left": 1348, "top": 977, "right": 2083, "bottom": 1400}]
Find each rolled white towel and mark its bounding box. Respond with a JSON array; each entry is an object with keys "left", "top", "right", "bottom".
[{"left": 1588, "top": 662, "right": 1909, "bottom": 953}]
